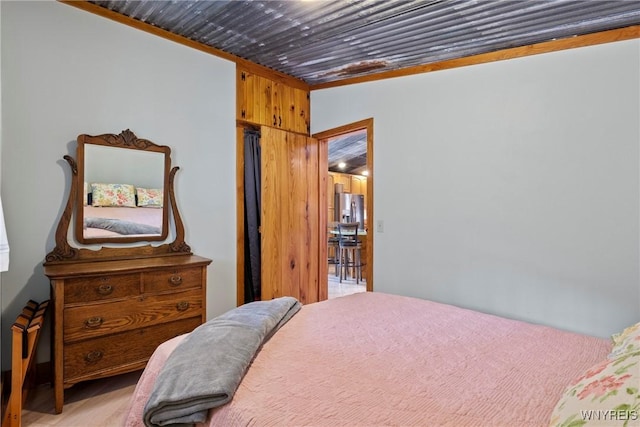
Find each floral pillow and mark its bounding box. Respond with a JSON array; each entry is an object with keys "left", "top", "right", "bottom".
[
  {"left": 91, "top": 183, "right": 136, "bottom": 207},
  {"left": 549, "top": 350, "right": 640, "bottom": 427},
  {"left": 136, "top": 188, "right": 163, "bottom": 208},
  {"left": 609, "top": 322, "right": 640, "bottom": 359}
]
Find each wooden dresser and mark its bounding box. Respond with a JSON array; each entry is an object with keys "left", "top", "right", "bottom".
[
  {"left": 43, "top": 130, "right": 212, "bottom": 414},
  {"left": 43, "top": 254, "right": 212, "bottom": 414}
]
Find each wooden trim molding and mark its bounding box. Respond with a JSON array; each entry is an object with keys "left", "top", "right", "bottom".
[
  {"left": 313, "top": 118, "right": 374, "bottom": 293},
  {"left": 310, "top": 25, "right": 640, "bottom": 90},
  {"left": 236, "top": 126, "right": 246, "bottom": 307},
  {"left": 313, "top": 118, "right": 374, "bottom": 141}
]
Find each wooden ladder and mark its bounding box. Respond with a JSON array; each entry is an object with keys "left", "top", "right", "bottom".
[{"left": 2, "top": 300, "right": 49, "bottom": 427}]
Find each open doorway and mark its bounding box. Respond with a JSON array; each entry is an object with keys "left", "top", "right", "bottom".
[{"left": 313, "top": 118, "right": 374, "bottom": 299}]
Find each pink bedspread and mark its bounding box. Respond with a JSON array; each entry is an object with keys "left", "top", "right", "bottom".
[{"left": 123, "top": 292, "right": 611, "bottom": 427}]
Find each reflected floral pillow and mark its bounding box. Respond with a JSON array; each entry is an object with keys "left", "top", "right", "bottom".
[
  {"left": 610, "top": 322, "right": 640, "bottom": 359},
  {"left": 136, "top": 188, "right": 163, "bottom": 208},
  {"left": 549, "top": 350, "right": 640, "bottom": 427},
  {"left": 91, "top": 183, "right": 136, "bottom": 207}
]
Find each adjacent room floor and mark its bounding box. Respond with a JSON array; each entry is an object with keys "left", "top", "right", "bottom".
[{"left": 327, "top": 270, "right": 366, "bottom": 299}]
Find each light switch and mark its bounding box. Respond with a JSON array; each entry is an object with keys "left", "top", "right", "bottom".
[{"left": 376, "top": 220, "right": 384, "bottom": 233}]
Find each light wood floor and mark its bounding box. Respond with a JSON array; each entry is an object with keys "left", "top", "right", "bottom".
[
  {"left": 21, "top": 370, "right": 141, "bottom": 427},
  {"left": 327, "top": 271, "right": 366, "bottom": 299},
  {"left": 19, "top": 275, "right": 364, "bottom": 426}
]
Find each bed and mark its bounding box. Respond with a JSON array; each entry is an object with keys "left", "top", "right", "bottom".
[
  {"left": 123, "top": 292, "right": 640, "bottom": 427},
  {"left": 82, "top": 182, "right": 164, "bottom": 239},
  {"left": 83, "top": 205, "right": 163, "bottom": 238}
]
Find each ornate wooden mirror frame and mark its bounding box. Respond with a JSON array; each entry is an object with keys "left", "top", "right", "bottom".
[
  {"left": 76, "top": 132, "right": 170, "bottom": 245},
  {"left": 44, "top": 129, "right": 191, "bottom": 264}
]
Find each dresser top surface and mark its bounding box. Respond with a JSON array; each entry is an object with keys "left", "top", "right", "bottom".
[{"left": 43, "top": 254, "right": 212, "bottom": 278}]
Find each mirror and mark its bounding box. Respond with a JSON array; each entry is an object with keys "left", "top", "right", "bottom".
[{"left": 74, "top": 130, "right": 171, "bottom": 244}]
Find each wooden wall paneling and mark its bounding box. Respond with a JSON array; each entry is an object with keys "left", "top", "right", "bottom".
[
  {"left": 283, "top": 84, "right": 296, "bottom": 132},
  {"left": 294, "top": 87, "right": 310, "bottom": 135},
  {"left": 237, "top": 66, "right": 310, "bottom": 134},
  {"left": 279, "top": 85, "right": 310, "bottom": 134},
  {"left": 236, "top": 70, "right": 249, "bottom": 123},
  {"left": 299, "top": 133, "right": 320, "bottom": 303},
  {"left": 270, "top": 81, "right": 281, "bottom": 129},
  {"left": 257, "top": 75, "right": 272, "bottom": 127},
  {"left": 260, "top": 127, "right": 322, "bottom": 304},
  {"left": 279, "top": 129, "right": 296, "bottom": 300},
  {"left": 261, "top": 127, "right": 283, "bottom": 301},
  {"left": 237, "top": 68, "right": 273, "bottom": 128}
]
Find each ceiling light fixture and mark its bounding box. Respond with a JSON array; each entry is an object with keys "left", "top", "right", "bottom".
[{"left": 338, "top": 162, "right": 346, "bottom": 169}]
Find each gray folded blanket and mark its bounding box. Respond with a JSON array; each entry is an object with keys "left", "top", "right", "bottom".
[
  {"left": 143, "top": 296, "right": 302, "bottom": 427},
  {"left": 84, "top": 217, "right": 161, "bottom": 235}
]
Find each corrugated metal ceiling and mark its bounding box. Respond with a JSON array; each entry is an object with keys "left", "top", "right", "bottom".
[
  {"left": 89, "top": 0, "right": 640, "bottom": 86},
  {"left": 327, "top": 130, "right": 368, "bottom": 174}
]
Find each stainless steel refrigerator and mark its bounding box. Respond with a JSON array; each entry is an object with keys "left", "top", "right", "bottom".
[{"left": 335, "top": 193, "right": 365, "bottom": 230}]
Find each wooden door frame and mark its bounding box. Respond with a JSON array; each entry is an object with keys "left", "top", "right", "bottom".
[
  {"left": 236, "top": 125, "right": 248, "bottom": 306},
  {"left": 313, "top": 118, "right": 374, "bottom": 293}
]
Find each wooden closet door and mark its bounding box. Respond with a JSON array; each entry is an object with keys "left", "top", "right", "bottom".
[{"left": 260, "top": 126, "right": 327, "bottom": 304}]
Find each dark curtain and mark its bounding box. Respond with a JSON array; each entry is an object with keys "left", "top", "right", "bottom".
[{"left": 244, "top": 130, "right": 262, "bottom": 302}]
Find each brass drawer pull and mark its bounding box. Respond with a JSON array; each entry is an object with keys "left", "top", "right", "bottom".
[
  {"left": 97, "top": 284, "right": 113, "bottom": 295},
  {"left": 176, "top": 301, "right": 190, "bottom": 312},
  {"left": 84, "top": 350, "right": 103, "bottom": 363},
  {"left": 84, "top": 316, "right": 104, "bottom": 329},
  {"left": 169, "top": 275, "right": 183, "bottom": 286}
]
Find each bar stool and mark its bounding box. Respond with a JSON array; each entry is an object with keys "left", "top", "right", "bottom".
[
  {"left": 327, "top": 222, "right": 340, "bottom": 276},
  {"left": 337, "top": 222, "right": 363, "bottom": 283}
]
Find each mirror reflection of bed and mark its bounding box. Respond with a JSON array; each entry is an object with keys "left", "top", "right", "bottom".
[
  {"left": 81, "top": 143, "right": 166, "bottom": 241},
  {"left": 83, "top": 204, "right": 163, "bottom": 238}
]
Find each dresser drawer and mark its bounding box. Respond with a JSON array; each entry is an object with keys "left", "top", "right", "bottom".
[
  {"left": 64, "top": 273, "right": 140, "bottom": 304},
  {"left": 63, "top": 289, "right": 203, "bottom": 343},
  {"left": 64, "top": 317, "right": 201, "bottom": 381},
  {"left": 143, "top": 267, "right": 202, "bottom": 293}
]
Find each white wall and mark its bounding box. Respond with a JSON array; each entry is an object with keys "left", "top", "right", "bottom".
[
  {"left": 85, "top": 145, "right": 165, "bottom": 189},
  {"left": 312, "top": 40, "right": 640, "bottom": 338},
  {"left": 1, "top": 1, "right": 237, "bottom": 365}
]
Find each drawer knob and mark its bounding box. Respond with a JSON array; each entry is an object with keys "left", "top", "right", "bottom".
[
  {"left": 176, "top": 301, "right": 190, "bottom": 312},
  {"left": 169, "top": 275, "right": 183, "bottom": 286},
  {"left": 84, "top": 350, "right": 103, "bottom": 363},
  {"left": 97, "top": 284, "right": 113, "bottom": 295},
  {"left": 84, "top": 316, "right": 104, "bottom": 328}
]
